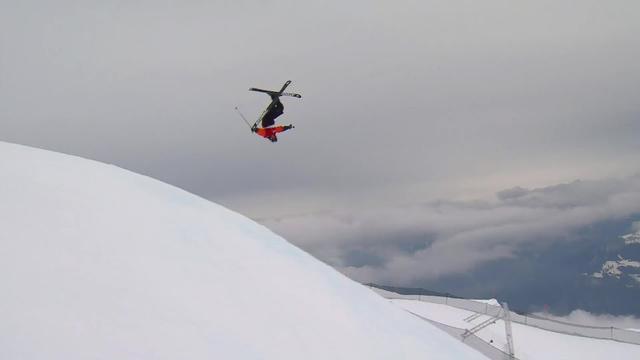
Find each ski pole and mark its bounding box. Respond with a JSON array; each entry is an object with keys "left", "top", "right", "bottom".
[{"left": 234, "top": 106, "right": 253, "bottom": 130}]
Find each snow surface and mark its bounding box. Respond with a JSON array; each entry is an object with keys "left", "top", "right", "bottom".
[
  {"left": 0, "top": 142, "right": 485, "bottom": 359},
  {"left": 391, "top": 299, "right": 640, "bottom": 360}
]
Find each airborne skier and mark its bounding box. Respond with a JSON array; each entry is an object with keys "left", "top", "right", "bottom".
[{"left": 235, "top": 80, "right": 301, "bottom": 143}]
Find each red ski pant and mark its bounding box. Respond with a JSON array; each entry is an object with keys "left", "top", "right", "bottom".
[{"left": 255, "top": 126, "right": 291, "bottom": 141}]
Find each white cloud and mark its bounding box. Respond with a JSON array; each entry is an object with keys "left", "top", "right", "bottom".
[
  {"left": 261, "top": 175, "right": 640, "bottom": 285},
  {"left": 535, "top": 309, "right": 640, "bottom": 331}
]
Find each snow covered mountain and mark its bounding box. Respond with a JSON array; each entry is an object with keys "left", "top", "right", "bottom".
[
  {"left": 0, "top": 141, "right": 484, "bottom": 359},
  {"left": 591, "top": 255, "right": 640, "bottom": 280},
  {"left": 590, "top": 230, "right": 640, "bottom": 285}
]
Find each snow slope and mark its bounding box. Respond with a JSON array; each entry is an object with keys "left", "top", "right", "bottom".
[
  {"left": 0, "top": 141, "right": 484, "bottom": 359},
  {"left": 391, "top": 299, "right": 640, "bottom": 360}
]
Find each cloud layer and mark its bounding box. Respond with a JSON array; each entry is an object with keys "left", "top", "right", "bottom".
[
  {"left": 535, "top": 309, "right": 640, "bottom": 330},
  {"left": 262, "top": 175, "right": 640, "bottom": 285}
]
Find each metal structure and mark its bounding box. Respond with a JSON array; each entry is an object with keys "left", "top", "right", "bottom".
[{"left": 502, "top": 302, "right": 516, "bottom": 359}]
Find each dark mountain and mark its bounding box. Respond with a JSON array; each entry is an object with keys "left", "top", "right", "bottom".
[{"left": 382, "top": 217, "right": 640, "bottom": 316}]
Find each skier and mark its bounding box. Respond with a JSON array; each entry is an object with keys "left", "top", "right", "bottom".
[{"left": 235, "top": 80, "right": 301, "bottom": 143}]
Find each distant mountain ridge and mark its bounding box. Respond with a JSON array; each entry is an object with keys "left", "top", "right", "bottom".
[{"left": 378, "top": 219, "right": 640, "bottom": 316}]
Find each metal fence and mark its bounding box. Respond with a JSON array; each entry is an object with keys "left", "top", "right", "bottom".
[
  {"left": 371, "top": 287, "right": 640, "bottom": 346},
  {"left": 409, "top": 311, "right": 518, "bottom": 360}
]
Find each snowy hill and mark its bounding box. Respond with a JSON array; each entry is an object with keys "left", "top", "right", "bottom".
[{"left": 0, "top": 142, "right": 484, "bottom": 359}]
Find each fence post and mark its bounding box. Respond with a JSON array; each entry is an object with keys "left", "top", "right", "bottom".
[{"left": 502, "top": 302, "right": 516, "bottom": 359}]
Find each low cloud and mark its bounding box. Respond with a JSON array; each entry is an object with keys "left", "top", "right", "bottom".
[
  {"left": 261, "top": 175, "right": 640, "bottom": 286},
  {"left": 535, "top": 309, "right": 640, "bottom": 330}
]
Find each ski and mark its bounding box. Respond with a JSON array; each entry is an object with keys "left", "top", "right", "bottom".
[
  {"left": 248, "top": 87, "right": 278, "bottom": 95},
  {"left": 278, "top": 80, "right": 291, "bottom": 94},
  {"left": 248, "top": 88, "right": 299, "bottom": 98},
  {"left": 249, "top": 80, "right": 293, "bottom": 98}
]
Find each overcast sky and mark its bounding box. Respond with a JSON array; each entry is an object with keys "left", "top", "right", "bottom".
[{"left": 2, "top": 0, "right": 639, "bottom": 284}]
